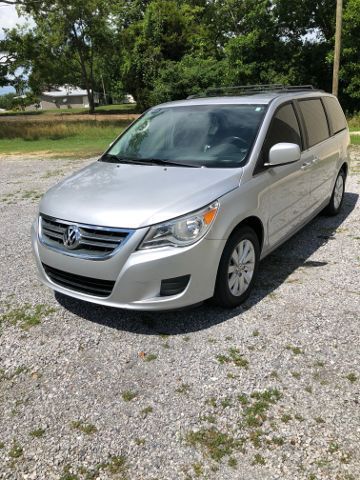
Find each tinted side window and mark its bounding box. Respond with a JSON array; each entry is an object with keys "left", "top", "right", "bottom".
[
  {"left": 299, "top": 99, "right": 329, "bottom": 147},
  {"left": 263, "top": 103, "right": 301, "bottom": 159},
  {"left": 323, "top": 97, "right": 347, "bottom": 135}
]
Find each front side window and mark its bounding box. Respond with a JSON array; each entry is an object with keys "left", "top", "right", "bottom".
[
  {"left": 299, "top": 99, "right": 329, "bottom": 147},
  {"left": 256, "top": 103, "right": 301, "bottom": 172},
  {"left": 102, "top": 104, "right": 267, "bottom": 168}
]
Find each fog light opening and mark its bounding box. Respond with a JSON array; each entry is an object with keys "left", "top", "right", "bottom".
[{"left": 159, "top": 275, "right": 191, "bottom": 297}]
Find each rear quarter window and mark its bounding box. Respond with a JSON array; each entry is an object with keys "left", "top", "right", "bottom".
[
  {"left": 323, "top": 97, "right": 347, "bottom": 135},
  {"left": 298, "top": 99, "right": 329, "bottom": 148}
]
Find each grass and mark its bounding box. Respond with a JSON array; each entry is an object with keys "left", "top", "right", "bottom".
[
  {"left": 122, "top": 390, "right": 137, "bottom": 402},
  {"left": 8, "top": 440, "right": 23, "bottom": 459},
  {"left": 29, "top": 427, "right": 46, "bottom": 438},
  {"left": 144, "top": 353, "right": 158, "bottom": 362},
  {"left": 243, "top": 389, "right": 282, "bottom": 428},
  {"left": 216, "top": 348, "right": 249, "bottom": 369},
  {"left": 348, "top": 114, "right": 360, "bottom": 130},
  {"left": 228, "top": 457, "right": 237, "bottom": 468},
  {"left": 60, "top": 455, "right": 128, "bottom": 480},
  {"left": 345, "top": 373, "right": 357, "bottom": 383},
  {"left": 0, "top": 365, "right": 28, "bottom": 381},
  {"left": 286, "top": 344, "right": 303, "bottom": 355},
  {"left": 186, "top": 428, "right": 243, "bottom": 462},
  {"left": 0, "top": 119, "right": 131, "bottom": 157},
  {"left": 175, "top": 383, "right": 191, "bottom": 395},
  {"left": 350, "top": 134, "right": 360, "bottom": 145},
  {"left": 271, "top": 436, "right": 285, "bottom": 446},
  {"left": 141, "top": 406, "right": 153, "bottom": 417},
  {"left": 105, "top": 455, "right": 128, "bottom": 476},
  {"left": 192, "top": 462, "right": 204, "bottom": 477},
  {"left": 0, "top": 303, "right": 56, "bottom": 331},
  {"left": 281, "top": 414, "right": 292, "bottom": 423},
  {"left": 0, "top": 103, "right": 138, "bottom": 117},
  {"left": 71, "top": 420, "right": 97, "bottom": 435},
  {"left": 200, "top": 414, "right": 216, "bottom": 424},
  {"left": 252, "top": 453, "right": 266, "bottom": 465}
]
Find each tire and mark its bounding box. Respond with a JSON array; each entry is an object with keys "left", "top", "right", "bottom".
[
  {"left": 323, "top": 169, "right": 346, "bottom": 216},
  {"left": 213, "top": 226, "right": 260, "bottom": 308}
]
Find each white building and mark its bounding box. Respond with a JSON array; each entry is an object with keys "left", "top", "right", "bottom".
[{"left": 39, "top": 85, "right": 99, "bottom": 109}]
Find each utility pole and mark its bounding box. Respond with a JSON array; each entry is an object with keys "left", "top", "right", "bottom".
[{"left": 332, "top": 0, "right": 343, "bottom": 97}]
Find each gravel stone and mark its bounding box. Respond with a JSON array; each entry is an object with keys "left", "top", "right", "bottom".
[{"left": 0, "top": 150, "right": 359, "bottom": 480}]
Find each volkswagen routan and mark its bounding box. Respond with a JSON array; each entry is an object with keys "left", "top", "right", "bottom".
[{"left": 32, "top": 85, "right": 350, "bottom": 310}]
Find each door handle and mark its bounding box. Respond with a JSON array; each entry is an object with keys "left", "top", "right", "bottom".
[{"left": 301, "top": 161, "right": 312, "bottom": 170}]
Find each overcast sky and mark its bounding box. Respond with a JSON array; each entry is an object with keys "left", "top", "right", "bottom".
[{"left": 1, "top": 4, "right": 29, "bottom": 38}]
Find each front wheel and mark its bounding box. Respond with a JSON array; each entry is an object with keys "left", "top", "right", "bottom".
[
  {"left": 323, "top": 169, "right": 346, "bottom": 216},
  {"left": 213, "top": 226, "right": 260, "bottom": 308}
]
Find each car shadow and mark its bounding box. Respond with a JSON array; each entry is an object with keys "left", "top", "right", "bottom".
[{"left": 56, "top": 192, "right": 358, "bottom": 335}]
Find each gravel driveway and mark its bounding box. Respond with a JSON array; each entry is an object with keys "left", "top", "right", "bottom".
[{"left": 0, "top": 150, "right": 359, "bottom": 480}]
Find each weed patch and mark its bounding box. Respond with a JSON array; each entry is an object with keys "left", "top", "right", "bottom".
[
  {"left": 216, "top": 348, "right": 249, "bottom": 369},
  {"left": 186, "top": 428, "right": 244, "bottom": 462},
  {"left": 71, "top": 421, "right": 97, "bottom": 435},
  {"left": 122, "top": 391, "right": 137, "bottom": 402},
  {"left": 0, "top": 303, "right": 56, "bottom": 331}
]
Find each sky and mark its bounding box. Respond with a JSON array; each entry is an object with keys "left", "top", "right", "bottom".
[{"left": 0, "top": 4, "right": 32, "bottom": 94}]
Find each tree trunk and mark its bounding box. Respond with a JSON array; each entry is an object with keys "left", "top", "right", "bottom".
[{"left": 72, "top": 26, "right": 95, "bottom": 114}]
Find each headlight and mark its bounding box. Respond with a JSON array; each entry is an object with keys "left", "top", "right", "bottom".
[{"left": 139, "top": 201, "right": 219, "bottom": 249}]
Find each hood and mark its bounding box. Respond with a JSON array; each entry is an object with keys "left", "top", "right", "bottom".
[{"left": 40, "top": 161, "right": 242, "bottom": 229}]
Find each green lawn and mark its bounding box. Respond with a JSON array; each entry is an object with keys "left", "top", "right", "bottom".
[
  {"left": 348, "top": 114, "right": 360, "bottom": 131},
  {"left": 0, "top": 120, "right": 130, "bottom": 157},
  {"left": 0, "top": 103, "right": 138, "bottom": 117},
  {"left": 0, "top": 112, "right": 358, "bottom": 158}
]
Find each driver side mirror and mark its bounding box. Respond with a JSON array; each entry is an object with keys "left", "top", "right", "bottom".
[{"left": 265, "top": 143, "right": 301, "bottom": 167}]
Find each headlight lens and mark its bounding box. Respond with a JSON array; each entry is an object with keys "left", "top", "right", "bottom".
[{"left": 139, "top": 201, "right": 219, "bottom": 249}]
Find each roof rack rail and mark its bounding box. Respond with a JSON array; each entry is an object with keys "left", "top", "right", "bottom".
[{"left": 187, "top": 84, "right": 319, "bottom": 99}]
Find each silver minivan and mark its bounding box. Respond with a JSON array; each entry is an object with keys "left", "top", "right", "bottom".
[{"left": 32, "top": 86, "right": 350, "bottom": 310}]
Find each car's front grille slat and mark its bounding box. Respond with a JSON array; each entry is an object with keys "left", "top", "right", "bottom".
[
  {"left": 43, "top": 264, "right": 115, "bottom": 297},
  {"left": 42, "top": 228, "right": 63, "bottom": 240},
  {"left": 79, "top": 239, "right": 119, "bottom": 249},
  {"left": 39, "top": 214, "right": 133, "bottom": 259},
  {"left": 42, "top": 221, "right": 65, "bottom": 234}
]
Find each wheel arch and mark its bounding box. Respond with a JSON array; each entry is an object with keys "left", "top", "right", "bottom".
[
  {"left": 340, "top": 162, "right": 348, "bottom": 178},
  {"left": 228, "top": 216, "right": 264, "bottom": 253}
]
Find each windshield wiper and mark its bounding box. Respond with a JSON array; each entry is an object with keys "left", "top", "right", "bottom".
[
  {"left": 142, "top": 158, "right": 202, "bottom": 168},
  {"left": 101, "top": 153, "right": 149, "bottom": 165},
  {"left": 101, "top": 153, "right": 202, "bottom": 168}
]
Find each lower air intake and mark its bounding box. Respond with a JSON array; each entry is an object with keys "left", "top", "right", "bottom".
[{"left": 43, "top": 264, "right": 115, "bottom": 297}]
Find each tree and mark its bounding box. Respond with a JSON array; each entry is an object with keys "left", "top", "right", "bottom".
[
  {"left": 0, "top": 92, "right": 16, "bottom": 109},
  {"left": 19, "top": 0, "right": 116, "bottom": 113},
  {"left": 341, "top": 0, "right": 360, "bottom": 110}
]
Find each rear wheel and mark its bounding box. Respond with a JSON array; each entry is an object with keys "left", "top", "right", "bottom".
[
  {"left": 213, "top": 226, "right": 260, "bottom": 308},
  {"left": 324, "top": 169, "right": 346, "bottom": 216}
]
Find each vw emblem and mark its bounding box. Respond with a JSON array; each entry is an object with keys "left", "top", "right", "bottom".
[{"left": 63, "top": 225, "right": 81, "bottom": 249}]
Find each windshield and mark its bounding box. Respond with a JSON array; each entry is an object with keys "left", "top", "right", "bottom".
[{"left": 102, "top": 104, "right": 267, "bottom": 168}]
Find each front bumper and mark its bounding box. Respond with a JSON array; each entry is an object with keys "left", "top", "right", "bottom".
[{"left": 31, "top": 220, "right": 225, "bottom": 311}]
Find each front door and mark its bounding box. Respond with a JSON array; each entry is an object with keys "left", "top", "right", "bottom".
[{"left": 258, "top": 103, "right": 311, "bottom": 247}]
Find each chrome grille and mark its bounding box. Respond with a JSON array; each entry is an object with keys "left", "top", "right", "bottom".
[{"left": 39, "top": 214, "right": 133, "bottom": 260}]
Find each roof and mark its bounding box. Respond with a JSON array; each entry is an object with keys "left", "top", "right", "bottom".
[
  {"left": 157, "top": 90, "right": 333, "bottom": 109},
  {"left": 42, "top": 86, "right": 88, "bottom": 98}
]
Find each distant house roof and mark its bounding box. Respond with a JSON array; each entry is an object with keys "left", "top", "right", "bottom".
[{"left": 42, "top": 86, "right": 88, "bottom": 98}]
